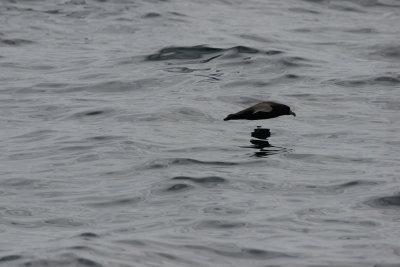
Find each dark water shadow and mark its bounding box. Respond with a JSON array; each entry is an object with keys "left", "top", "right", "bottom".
[
  {"left": 365, "top": 193, "right": 400, "bottom": 209},
  {"left": 0, "top": 38, "right": 35, "bottom": 46},
  {"left": 147, "top": 45, "right": 224, "bottom": 61},
  {"left": 241, "top": 127, "right": 291, "bottom": 158},
  {"left": 329, "top": 73, "right": 400, "bottom": 87},
  {"left": 183, "top": 244, "right": 295, "bottom": 260},
  {"left": 145, "top": 45, "right": 281, "bottom": 64}
]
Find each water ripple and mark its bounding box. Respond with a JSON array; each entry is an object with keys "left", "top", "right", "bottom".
[
  {"left": 141, "top": 158, "right": 240, "bottom": 169},
  {"left": 0, "top": 38, "right": 34, "bottom": 46},
  {"left": 330, "top": 74, "right": 400, "bottom": 87},
  {"left": 0, "top": 255, "right": 22, "bottom": 263},
  {"left": 146, "top": 45, "right": 260, "bottom": 61},
  {"left": 86, "top": 196, "right": 143, "bottom": 208},
  {"left": 172, "top": 176, "right": 226, "bottom": 186},
  {"left": 193, "top": 219, "right": 248, "bottom": 229},
  {"left": 184, "top": 244, "right": 296, "bottom": 260}
]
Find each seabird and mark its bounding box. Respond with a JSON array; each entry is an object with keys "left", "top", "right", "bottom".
[{"left": 224, "top": 101, "right": 296, "bottom": 121}]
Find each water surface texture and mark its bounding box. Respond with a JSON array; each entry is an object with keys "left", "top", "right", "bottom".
[{"left": 1, "top": 0, "right": 400, "bottom": 266}]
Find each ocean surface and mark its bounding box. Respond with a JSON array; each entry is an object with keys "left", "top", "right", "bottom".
[{"left": 1, "top": 0, "right": 400, "bottom": 266}]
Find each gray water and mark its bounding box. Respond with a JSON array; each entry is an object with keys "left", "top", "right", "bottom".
[{"left": 1, "top": 0, "right": 400, "bottom": 266}]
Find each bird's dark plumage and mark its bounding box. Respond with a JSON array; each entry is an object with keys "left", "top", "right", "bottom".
[{"left": 224, "top": 101, "right": 296, "bottom": 121}]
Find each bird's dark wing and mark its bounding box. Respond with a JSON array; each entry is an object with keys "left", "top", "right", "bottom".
[{"left": 251, "top": 103, "right": 273, "bottom": 114}]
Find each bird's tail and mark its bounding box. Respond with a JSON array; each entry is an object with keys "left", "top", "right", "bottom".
[{"left": 223, "top": 114, "right": 235, "bottom": 121}]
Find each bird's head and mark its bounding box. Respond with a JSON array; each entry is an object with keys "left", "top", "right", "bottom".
[{"left": 283, "top": 105, "right": 296, "bottom": 117}]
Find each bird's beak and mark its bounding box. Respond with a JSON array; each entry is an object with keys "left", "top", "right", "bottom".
[{"left": 290, "top": 111, "right": 296, "bottom": 117}]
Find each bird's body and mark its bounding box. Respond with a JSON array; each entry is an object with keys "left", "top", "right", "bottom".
[{"left": 224, "top": 101, "right": 296, "bottom": 121}]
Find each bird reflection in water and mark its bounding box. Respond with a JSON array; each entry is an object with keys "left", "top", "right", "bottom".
[{"left": 249, "top": 126, "right": 289, "bottom": 157}]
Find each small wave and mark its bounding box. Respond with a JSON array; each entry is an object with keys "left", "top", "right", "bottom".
[
  {"left": 218, "top": 95, "right": 266, "bottom": 106},
  {"left": 146, "top": 45, "right": 224, "bottom": 61},
  {"left": 345, "top": 27, "right": 377, "bottom": 34},
  {"left": 86, "top": 196, "right": 143, "bottom": 208},
  {"left": 156, "top": 176, "right": 227, "bottom": 194},
  {"left": 0, "top": 38, "right": 34, "bottom": 46},
  {"left": 6, "top": 217, "right": 88, "bottom": 229},
  {"left": 118, "top": 107, "right": 216, "bottom": 123},
  {"left": 43, "top": 217, "right": 86, "bottom": 227},
  {"left": 165, "top": 183, "right": 194, "bottom": 192},
  {"left": 284, "top": 153, "right": 375, "bottom": 165},
  {"left": 330, "top": 74, "right": 400, "bottom": 87},
  {"left": 0, "top": 178, "right": 48, "bottom": 189},
  {"left": 5, "top": 209, "right": 32, "bottom": 216},
  {"left": 65, "top": 10, "right": 91, "bottom": 19},
  {"left": 193, "top": 219, "right": 247, "bottom": 229},
  {"left": 164, "top": 66, "right": 209, "bottom": 73},
  {"left": 302, "top": 0, "right": 400, "bottom": 9},
  {"left": 78, "top": 232, "right": 99, "bottom": 238},
  {"left": 146, "top": 45, "right": 273, "bottom": 63},
  {"left": 304, "top": 180, "right": 380, "bottom": 194},
  {"left": 58, "top": 145, "right": 95, "bottom": 152},
  {"left": 0, "top": 255, "right": 22, "bottom": 263},
  {"left": 268, "top": 73, "right": 303, "bottom": 85},
  {"left": 21, "top": 256, "right": 103, "bottom": 267},
  {"left": 163, "top": 107, "right": 215, "bottom": 122},
  {"left": 142, "top": 12, "right": 161, "bottom": 18},
  {"left": 87, "top": 135, "right": 123, "bottom": 141},
  {"left": 371, "top": 99, "right": 400, "bottom": 110},
  {"left": 289, "top": 7, "right": 320, "bottom": 14},
  {"left": 224, "top": 73, "right": 302, "bottom": 89},
  {"left": 141, "top": 158, "right": 238, "bottom": 169},
  {"left": 63, "top": 79, "right": 157, "bottom": 93},
  {"left": 202, "top": 206, "right": 247, "bottom": 216},
  {"left": 43, "top": 9, "right": 61, "bottom": 14},
  {"left": 12, "top": 130, "right": 58, "bottom": 141},
  {"left": 366, "top": 193, "right": 400, "bottom": 208},
  {"left": 74, "top": 110, "right": 106, "bottom": 117},
  {"left": 334, "top": 180, "right": 379, "bottom": 189},
  {"left": 278, "top": 56, "right": 311, "bottom": 67},
  {"left": 71, "top": 109, "right": 113, "bottom": 118},
  {"left": 329, "top": 4, "right": 364, "bottom": 13},
  {"left": 238, "top": 34, "right": 276, "bottom": 43},
  {"left": 172, "top": 176, "right": 226, "bottom": 185},
  {"left": 370, "top": 45, "right": 400, "bottom": 61},
  {"left": 184, "top": 244, "right": 295, "bottom": 260},
  {"left": 321, "top": 218, "right": 379, "bottom": 227}
]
